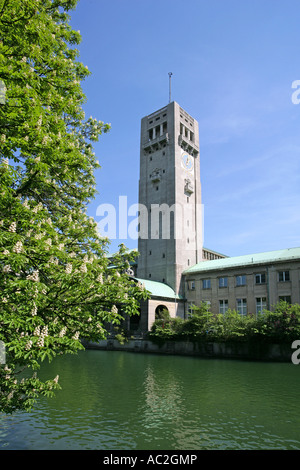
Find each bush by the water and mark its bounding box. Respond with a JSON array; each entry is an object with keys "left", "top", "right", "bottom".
[{"left": 148, "top": 301, "right": 300, "bottom": 345}]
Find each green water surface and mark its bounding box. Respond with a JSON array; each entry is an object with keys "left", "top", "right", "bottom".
[{"left": 1, "top": 350, "right": 300, "bottom": 450}]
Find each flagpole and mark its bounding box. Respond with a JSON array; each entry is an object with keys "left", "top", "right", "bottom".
[{"left": 168, "top": 72, "right": 173, "bottom": 103}]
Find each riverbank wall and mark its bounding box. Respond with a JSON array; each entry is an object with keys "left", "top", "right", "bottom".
[{"left": 83, "top": 338, "right": 294, "bottom": 362}]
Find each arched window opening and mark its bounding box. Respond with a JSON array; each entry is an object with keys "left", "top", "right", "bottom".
[{"left": 155, "top": 305, "right": 169, "bottom": 320}]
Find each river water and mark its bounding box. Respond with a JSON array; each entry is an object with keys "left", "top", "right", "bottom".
[{"left": 0, "top": 349, "right": 300, "bottom": 450}]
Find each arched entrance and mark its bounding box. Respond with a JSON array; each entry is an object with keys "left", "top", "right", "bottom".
[{"left": 155, "top": 304, "right": 169, "bottom": 320}]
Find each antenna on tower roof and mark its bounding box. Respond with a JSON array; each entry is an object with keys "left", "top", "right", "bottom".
[{"left": 168, "top": 72, "right": 173, "bottom": 103}]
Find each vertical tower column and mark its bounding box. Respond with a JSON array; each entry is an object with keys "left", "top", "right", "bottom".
[{"left": 137, "top": 101, "right": 202, "bottom": 297}]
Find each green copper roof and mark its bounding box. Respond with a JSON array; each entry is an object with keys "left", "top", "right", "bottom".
[
  {"left": 134, "top": 278, "right": 182, "bottom": 300},
  {"left": 183, "top": 247, "right": 300, "bottom": 275}
]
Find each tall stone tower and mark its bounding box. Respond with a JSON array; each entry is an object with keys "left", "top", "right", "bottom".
[{"left": 137, "top": 101, "right": 203, "bottom": 297}]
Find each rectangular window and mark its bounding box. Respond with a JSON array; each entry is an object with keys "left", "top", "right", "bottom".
[
  {"left": 279, "top": 296, "right": 291, "bottom": 304},
  {"left": 278, "top": 271, "right": 290, "bottom": 282},
  {"left": 237, "top": 298, "right": 247, "bottom": 315},
  {"left": 188, "top": 280, "right": 195, "bottom": 290},
  {"left": 236, "top": 275, "right": 246, "bottom": 286},
  {"left": 255, "top": 273, "right": 266, "bottom": 284},
  {"left": 202, "top": 279, "right": 211, "bottom": 289},
  {"left": 188, "top": 303, "right": 194, "bottom": 315},
  {"left": 219, "top": 299, "right": 228, "bottom": 314},
  {"left": 219, "top": 277, "right": 228, "bottom": 288},
  {"left": 256, "top": 297, "right": 267, "bottom": 315}
]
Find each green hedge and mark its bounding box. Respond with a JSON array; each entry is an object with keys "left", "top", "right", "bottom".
[{"left": 148, "top": 301, "right": 300, "bottom": 345}]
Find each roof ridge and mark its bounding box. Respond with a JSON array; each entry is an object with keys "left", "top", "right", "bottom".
[{"left": 184, "top": 246, "right": 300, "bottom": 274}]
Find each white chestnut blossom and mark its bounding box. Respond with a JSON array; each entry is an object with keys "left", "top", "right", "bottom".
[
  {"left": 25, "top": 340, "right": 33, "bottom": 351},
  {"left": 8, "top": 221, "right": 16, "bottom": 232},
  {"left": 80, "top": 263, "right": 87, "bottom": 273},
  {"left": 59, "top": 327, "right": 67, "bottom": 338},
  {"left": 26, "top": 270, "right": 39, "bottom": 282},
  {"left": 111, "top": 305, "right": 118, "bottom": 314},
  {"left": 65, "top": 263, "right": 72, "bottom": 274},
  {"left": 13, "top": 241, "right": 23, "bottom": 253},
  {"left": 31, "top": 302, "right": 37, "bottom": 316}
]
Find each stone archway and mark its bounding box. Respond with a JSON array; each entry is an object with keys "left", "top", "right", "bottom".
[{"left": 155, "top": 304, "right": 169, "bottom": 320}]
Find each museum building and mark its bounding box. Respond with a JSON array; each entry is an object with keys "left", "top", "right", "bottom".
[{"left": 116, "top": 101, "right": 300, "bottom": 332}]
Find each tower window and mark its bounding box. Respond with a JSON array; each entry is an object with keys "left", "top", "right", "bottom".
[
  {"left": 278, "top": 271, "right": 290, "bottom": 282},
  {"left": 255, "top": 273, "right": 266, "bottom": 284},
  {"left": 219, "top": 300, "right": 228, "bottom": 314},
  {"left": 237, "top": 298, "right": 247, "bottom": 315},
  {"left": 256, "top": 297, "right": 267, "bottom": 315},
  {"left": 202, "top": 279, "right": 211, "bottom": 289},
  {"left": 279, "top": 295, "right": 291, "bottom": 303},
  {"left": 236, "top": 275, "right": 246, "bottom": 286},
  {"left": 219, "top": 277, "right": 228, "bottom": 288}
]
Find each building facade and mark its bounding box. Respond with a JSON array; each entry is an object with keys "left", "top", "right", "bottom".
[
  {"left": 123, "top": 101, "right": 300, "bottom": 332},
  {"left": 184, "top": 247, "right": 300, "bottom": 316}
]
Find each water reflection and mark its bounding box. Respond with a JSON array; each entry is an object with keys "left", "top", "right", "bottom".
[
  {"left": 1, "top": 351, "right": 300, "bottom": 450},
  {"left": 143, "top": 365, "right": 184, "bottom": 426},
  {"left": 138, "top": 355, "right": 300, "bottom": 450}
]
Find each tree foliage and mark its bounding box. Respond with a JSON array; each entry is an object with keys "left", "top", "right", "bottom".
[
  {"left": 0, "top": 0, "right": 149, "bottom": 413},
  {"left": 149, "top": 302, "right": 300, "bottom": 345}
]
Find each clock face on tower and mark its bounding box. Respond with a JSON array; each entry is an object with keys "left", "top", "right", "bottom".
[{"left": 181, "top": 152, "right": 193, "bottom": 171}]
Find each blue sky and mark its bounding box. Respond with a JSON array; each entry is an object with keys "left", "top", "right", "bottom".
[{"left": 70, "top": 0, "right": 300, "bottom": 257}]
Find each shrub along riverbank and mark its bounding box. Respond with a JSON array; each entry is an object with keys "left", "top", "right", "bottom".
[{"left": 148, "top": 301, "right": 300, "bottom": 346}]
